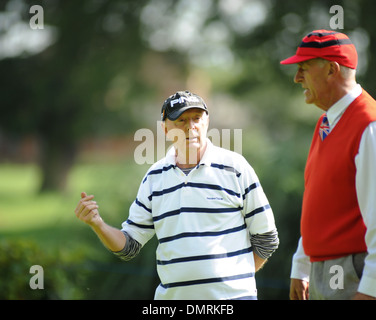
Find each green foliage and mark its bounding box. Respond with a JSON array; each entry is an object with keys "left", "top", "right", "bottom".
[
  {"left": 2, "top": 0, "right": 376, "bottom": 193},
  {"left": 0, "top": 162, "right": 160, "bottom": 300},
  {"left": 0, "top": 239, "right": 88, "bottom": 299}
]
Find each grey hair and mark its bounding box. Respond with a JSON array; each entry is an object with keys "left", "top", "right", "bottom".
[{"left": 314, "top": 58, "right": 356, "bottom": 79}]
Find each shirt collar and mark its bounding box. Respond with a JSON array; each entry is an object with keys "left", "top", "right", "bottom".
[
  {"left": 165, "top": 145, "right": 176, "bottom": 166},
  {"left": 326, "top": 84, "right": 362, "bottom": 128}
]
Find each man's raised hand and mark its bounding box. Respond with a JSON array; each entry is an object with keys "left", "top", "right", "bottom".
[{"left": 74, "top": 192, "right": 102, "bottom": 226}]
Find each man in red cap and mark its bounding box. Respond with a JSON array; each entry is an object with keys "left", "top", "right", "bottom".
[{"left": 281, "top": 30, "right": 376, "bottom": 300}]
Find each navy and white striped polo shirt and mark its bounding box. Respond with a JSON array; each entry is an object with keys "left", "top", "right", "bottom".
[{"left": 121, "top": 139, "right": 276, "bottom": 299}]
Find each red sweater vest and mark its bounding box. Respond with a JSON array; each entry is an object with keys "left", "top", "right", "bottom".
[{"left": 301, "top": 90, "right": 376, "bottom": 262}]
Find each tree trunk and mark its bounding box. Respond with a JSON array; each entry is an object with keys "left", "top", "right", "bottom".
[{"left": 38, "top": 137, "right": 77, "bottom": 193}]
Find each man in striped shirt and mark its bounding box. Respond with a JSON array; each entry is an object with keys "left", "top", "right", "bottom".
[{"left": 75, "top": 91, "right": 279, "bottom": 300}]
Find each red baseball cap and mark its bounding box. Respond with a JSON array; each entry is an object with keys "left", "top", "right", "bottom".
[{"left": 280, "top": 30, "right": 358, "bottom": 69}]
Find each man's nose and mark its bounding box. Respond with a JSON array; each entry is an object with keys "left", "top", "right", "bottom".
[
  {"left": 294, "top": 69, "right": 303, "bottom": 83},
  {"left": 187, "top": 119, "right": 196, "bottom": 130}
]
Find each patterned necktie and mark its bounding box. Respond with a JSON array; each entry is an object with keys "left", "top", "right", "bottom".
[{"left": 319, "top": 114, "right": 330, "bottom": 141}]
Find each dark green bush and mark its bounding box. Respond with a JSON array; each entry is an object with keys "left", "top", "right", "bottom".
[{"left": 0, "top": 239, "right": 89, "bottom": 299}]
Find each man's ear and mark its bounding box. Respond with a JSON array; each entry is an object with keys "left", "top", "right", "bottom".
[
  {"left": 161, "top": 120, "right": 167, "bottom": 135},
  {"left": 328, "top": 61, "right": 341, "bottom": 77},
  {"left": 204, "top": 113, "right": 210, "bottom": 126}
]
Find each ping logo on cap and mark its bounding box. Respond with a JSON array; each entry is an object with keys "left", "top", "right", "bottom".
[
  {"left": 170, "top": 96, "right": 200, "bottom": 108},
  {"left": 161, "top": 90, "right": 208, "bottom": 121},
  {"left": 170, "top": 96, "right": 187, "bottom": 108}
]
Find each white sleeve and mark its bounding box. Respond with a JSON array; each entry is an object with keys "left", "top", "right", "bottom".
[
  {"left": 121, "top": 174, "right": 156, "bottom": 247},
  {"left": 241, "top": 159, "right": 276, "bottom": 235},
  {"left": 355, "top": 121, "right": 376, "bottom": 297},
  {"left": 290, "top": 237, "right": 311, "bottom": 281}
]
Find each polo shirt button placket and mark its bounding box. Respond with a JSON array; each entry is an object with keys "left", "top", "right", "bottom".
[
  {"left": 178, "top": 169, "right": 188, "bottom": 185},
  {"left": 185, "top": 170, "right": 190, "bottom": 185}
]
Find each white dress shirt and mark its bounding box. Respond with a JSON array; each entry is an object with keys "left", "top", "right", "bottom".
[{"left": 291, "top": 84, "right": 376, "bottom": 297}]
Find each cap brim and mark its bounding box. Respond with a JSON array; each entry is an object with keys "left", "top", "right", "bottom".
[
  {"left": 167, "top": 106, "right": 207, "bottom": 121},
  {"left": 280, "top": 54, "right": 318, "bottom": 65}
]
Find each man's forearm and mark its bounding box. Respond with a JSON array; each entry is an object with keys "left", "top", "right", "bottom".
[
  {"left": 253, "top": 252, "right": 267, "bottom": 271},
  {"left": 90, "top": 219, "right": 126, "bottom": 252}
]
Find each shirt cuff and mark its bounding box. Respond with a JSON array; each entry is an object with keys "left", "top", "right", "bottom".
[
  {"left": 290, "top": 237, "right": 311, "bottom": 281},
  {"left": 290, "top": 260, "right": 311, "bottom": 282},
  {"left": 358, "top": 275, "right": 376, "bottom": 298}
]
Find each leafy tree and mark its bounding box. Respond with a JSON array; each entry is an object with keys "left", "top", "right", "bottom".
[{"left": 0, "top": 0, "right": 154, "bottom": 191}]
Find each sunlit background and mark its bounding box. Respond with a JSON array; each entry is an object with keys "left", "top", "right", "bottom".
[{"left": 1, "top": 0, "right": 375, "bottom": 300}]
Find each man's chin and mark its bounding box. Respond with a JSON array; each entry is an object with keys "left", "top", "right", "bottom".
[
  {"left": 186, "top": 138, "right": 200, "bottom": 148},
  {"left": 304, "top": 96, "right": 315, "bottom": 105}
]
